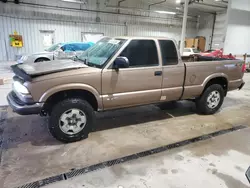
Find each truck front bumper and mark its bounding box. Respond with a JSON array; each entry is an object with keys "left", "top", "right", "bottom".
[{"left": 7, "top": 91, "right": 43, "bottom": 115}]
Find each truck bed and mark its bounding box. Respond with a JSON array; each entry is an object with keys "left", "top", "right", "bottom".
[
  {"left": 182, "top": 55, "right": 235, "bottom": 62},
  {"left": 181, "top": 59, "right": 245, "bottom": 99}
]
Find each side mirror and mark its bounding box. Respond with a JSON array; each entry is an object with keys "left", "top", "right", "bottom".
[
  {"left": 246, "top": 166, "right": 250, "bottom": 183},
  {"left": 60, "top": 47, "right": 65, "bottom": 52},
  {"left": 113, "top": 56, "right": 129, "bottom": 70}
]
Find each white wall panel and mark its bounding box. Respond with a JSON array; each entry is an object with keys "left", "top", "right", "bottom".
[
  {"left": 127, "top": 25, "right": 197, "bottom": 44},
  {"left": 0, "top": 16, "right": 7, "bottom": 61},
  {"left": 212, "top": 13, "right": 227, "bottom": 49},
  {"left": 197, "top": 14, "right": 215, "bottom": 51},
  {"left": 224, "top": 0, "right": 250, "bottom": 54},
  {"left": 231, "top": 0, "right": 250, "bottom": 11}
]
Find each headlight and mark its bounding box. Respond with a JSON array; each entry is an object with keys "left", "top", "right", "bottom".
[
  {"left": 21, "top": 55, "right": 29, "bottom": 61},
  {"left": 13, "top": 81, "right": 30, "bottom": 95}
]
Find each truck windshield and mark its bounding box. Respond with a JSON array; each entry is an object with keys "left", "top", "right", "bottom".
[{"left": 78, "top": 37, "right": 126, "bottom": 68}]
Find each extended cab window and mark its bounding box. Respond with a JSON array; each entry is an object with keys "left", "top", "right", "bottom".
[
  {"left": 120, "top": 40, "right": 159, "bottom": 68},
  {"left": 159, "top": 40, "right": 178, "bottom": 65}
]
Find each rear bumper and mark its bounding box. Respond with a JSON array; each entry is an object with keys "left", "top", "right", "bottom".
[
  {"left": 7, "top": 91, "right": 43, "bottom": 115},
  {"left": 238, "top": 82, "right": 245, "bottom": 90},
  {"left": 228, "top": 79, "right": 245, "bottom": 91}
]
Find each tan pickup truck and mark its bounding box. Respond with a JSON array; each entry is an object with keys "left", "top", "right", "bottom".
[{"left": 8, "top": 37, "right": 245, "bottom": 142}]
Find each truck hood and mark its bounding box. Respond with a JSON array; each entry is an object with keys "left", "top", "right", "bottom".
[
  {"left": 25, "top": 51, "right": 54, "bottom": 58},
  {"left": 12, "top": 59, "right": 87, "bottom": 81}
]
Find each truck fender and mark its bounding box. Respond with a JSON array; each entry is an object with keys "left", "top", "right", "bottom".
[
  {"left": 202, "top": 73, "right": 229, "bottom": 88},
  {"left": 39, "top": 83, "right": 103, "bottom": 110}
]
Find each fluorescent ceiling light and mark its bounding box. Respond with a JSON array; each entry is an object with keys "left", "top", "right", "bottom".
[
  {"left": 61, "top": 0, "right": 84, "bottom": 3},
  {"left": 176, "top": 0, "right": 181, "bottom": 4},
  {"left": 176, "top": 7, "right": 181, "bottom": 10},
  {"left": 155, "top": 10, "right": 176, "bottom": 15}
]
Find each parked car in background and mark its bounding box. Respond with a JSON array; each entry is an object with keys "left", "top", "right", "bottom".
[
  {"left": 183, "top": 48, "right": 200, "bottom": 56},
  {"left": 18, "top": 42, "right": 94, "bottom": 64}
]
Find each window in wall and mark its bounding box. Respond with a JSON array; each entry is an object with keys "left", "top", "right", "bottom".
[
  {"left": 159, "top": 40, "right": 178, "bottom": 65},
  {"left": 40, "top": 30, "right": 55, "bottom": 49},
  {"left": 120, "top": 40, "right": 159, "bottom": 68},
  {"left": 81, "top": 32, "right": 104, "bottom": 43}
]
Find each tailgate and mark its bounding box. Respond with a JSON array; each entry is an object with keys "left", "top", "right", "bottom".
[{"left": 224, "top": 60, "right": 245, "bottom": 80}]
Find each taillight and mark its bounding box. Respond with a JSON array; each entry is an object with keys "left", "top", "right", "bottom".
[{"left": 242, "top": 63, "right": 246, "bottom": 72}]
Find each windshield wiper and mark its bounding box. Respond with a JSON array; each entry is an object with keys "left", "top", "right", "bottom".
[
  {"left": 73, "top": 55, "right": 79, "bottom": 61},
  {"left": 84, "top": 61, "right": 96, "bottom": 68},
  {"left": 76, "top": 56, "right": 88, "bottom": 64}
]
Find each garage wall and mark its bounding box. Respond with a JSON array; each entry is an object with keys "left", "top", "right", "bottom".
[
  {"left": 127, "top": 25, "right": 196, "bottom": 41},
  {"left": 0, "top": 16, "right": 126, "bottom": 61},
  {"left": 212, "top": 12, "right": 227, "bottom": 50},
  {"left": 224, "top": 0, "right": 250, "bottom": 54},
  {"left": 0, "top": 15, "right": 197, "bottom": 61},
  {"left": 0, "top": 1, "right": 198, "bottom": 61},
  {"left": 197, "top": 14, "right": 215, "bottom": 51}
]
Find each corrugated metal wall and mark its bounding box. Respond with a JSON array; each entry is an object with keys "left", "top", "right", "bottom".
[
  {"left": 197, "top": 14, "right": 215, "bottom": 51},
  {"left": 212, "top": 13, "right": 227, "bottom": 49},
  {"left": 0, "top": 16, "right": 126, "bottom": 61},
  {"left": 0, "top": 15, "right": 198, "bottom": 61},
  {"left": 0, "top": 0, "right": 198, "bottom": 61},
  {"left": 127, "top": 25, "right": 197, "bottom": 41}
]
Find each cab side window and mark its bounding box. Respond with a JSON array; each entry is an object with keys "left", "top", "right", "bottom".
[
  {"left": 120, "top": 40, "right": 158, "bottom": 68},
  {"left": 159, "top": 40, "right": 178, "bottom": 65}
]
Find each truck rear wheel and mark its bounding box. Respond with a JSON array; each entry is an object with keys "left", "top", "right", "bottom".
[
  {"left": 49, "top": 98, "right": 95, "bottom": 143},
  {"left": 196, "top": 84, "right": 224, "bottom": 115}
]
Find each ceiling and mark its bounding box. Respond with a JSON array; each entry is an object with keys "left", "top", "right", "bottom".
[
  {"left": 3, "top": 0, "right": 228, "bottom": 18},
  {"left": 107, "top": 0, "right": 228, "bottom": 15}
]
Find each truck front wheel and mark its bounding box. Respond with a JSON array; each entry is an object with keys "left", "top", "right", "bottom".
[
  {"left": 196, "top": 84, "right": 224, "bottom": 115},
  {"left": 49, "top": 98, "right": 95, "bottom": 143}
]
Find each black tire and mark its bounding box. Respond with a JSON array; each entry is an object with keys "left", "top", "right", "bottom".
[
  {"left": 49, "top": 98, "right": 95, "bottom": 143},
  {"left": 196, "top": 84, "right": 224, "bottom": 115},
  {"left": 35, "top": 58, "right": 50, "bottom": 63}
]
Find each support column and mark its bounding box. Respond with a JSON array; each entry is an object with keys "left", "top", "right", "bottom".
[{"left": 180, "top": 0, "right": 189, "bottom": 55}]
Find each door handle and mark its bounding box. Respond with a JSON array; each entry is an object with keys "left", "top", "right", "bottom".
[{"left": 154, "top": 71, "right": 162, "bottom": 76}]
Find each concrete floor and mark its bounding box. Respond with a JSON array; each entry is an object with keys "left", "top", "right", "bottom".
[
  {"left": 45, "top": 128, "right": 250, "bottom": 188},
  {"left": 0, "top": 61, "right": 15, "bottom": 106},
  {"left": 0, "top": 72, "right": 250, "bottom": 188}
]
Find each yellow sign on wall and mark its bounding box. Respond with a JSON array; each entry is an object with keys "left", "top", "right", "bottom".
[
  {"left": 9, "top": 32, "right": 23, "bottom": 48},
  {"left": 11, "top": 41, "right": 23, "bottom": 47}
]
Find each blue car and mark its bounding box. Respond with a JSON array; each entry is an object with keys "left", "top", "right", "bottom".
[{"left": 18, "top": 42, "right": 94, "bottom": 63}]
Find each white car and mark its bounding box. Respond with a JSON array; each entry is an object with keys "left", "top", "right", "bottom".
[
  {"left": 18, "top": 42, "right": 94, "bottom": 64},
  {"left": 183, "top": 48, "right": 200, "bottom": 56}
]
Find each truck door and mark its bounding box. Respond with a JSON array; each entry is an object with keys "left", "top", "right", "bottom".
[
  {"left": 101, "top": 39, "right": 162, "bottom": 109},
  {"left": 159, "top": 40, "right": 185, "bottom": 101}
]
